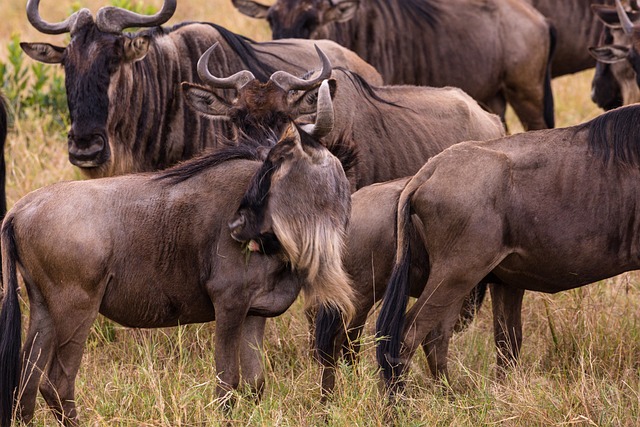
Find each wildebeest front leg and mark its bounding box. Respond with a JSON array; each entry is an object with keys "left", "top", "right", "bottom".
[
  {"left": 490, "top": 283, "right": 524, "bottom": 377},
  {"left": 239, "top": 315, "right": 266, "bottom": 400},
  {"left": 213, "top": 302, "right": 250, "bottom": 405}
]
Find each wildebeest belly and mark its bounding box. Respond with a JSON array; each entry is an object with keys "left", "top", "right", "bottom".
[
  {"left": 493, "top": 251, "right": 639, "bottom": 293},
  {"left": 99, "top": 278, "right": 215, "bottom": 328}
]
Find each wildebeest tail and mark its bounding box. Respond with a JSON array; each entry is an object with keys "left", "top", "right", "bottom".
[
  {"left": 543, "top": 24, "right": 557, "bottom": 129},
  {"left": 375, "top": 178, "right": 418, "bottom": 385},
  {"left": 0, "top": 218, "right": 22, "bottom": 427}
]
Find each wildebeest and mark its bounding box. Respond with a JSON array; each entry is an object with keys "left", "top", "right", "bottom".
[
  {"left": 0, "top": 99, "right": 354, "bottom": 426},
  {"left": 375, "top": 102, "right": 640, "bottom": 394},
  {"left": 231, "top": 0, "right": 555, "bottom": 130},
  {"left": 183, "top": 44, "right": 506, "bottom": 191},
  {"left": 589, "top": 0, "right": 640, "bottom": 107},
  {"left": 21, "top": 0, "right": 381, "bottom": 178},
  {"left": 312, "top": 177, "right": 488, "bottom": 395}
]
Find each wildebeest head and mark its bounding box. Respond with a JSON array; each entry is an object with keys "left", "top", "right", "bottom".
[
  {"left": 182, "top": 43, "right": 336, "bottom": 143},
  {"left": 231, "top": 0, "right": 359, "bottom": 39},
  {"left": 590, "top": 0, "right": 640, "bottom": 106},
  {"left": 228, "top": 80, "right": 354, "bottom": 317},
  {"left": 20, "top": 0, "right": 176, "bottom": 169}
]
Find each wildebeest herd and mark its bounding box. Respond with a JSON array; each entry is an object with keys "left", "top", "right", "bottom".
[{"left": 2, "top": 0, "right": 640, "bottom": 424}]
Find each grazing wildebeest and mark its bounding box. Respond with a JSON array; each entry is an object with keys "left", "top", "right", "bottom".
[
  {"left": 527, "top": 0, "right": 613, "bottom": 77},
  {"left": 589, "top": 0, "right": 640, "bottom": 107},
  {"left": 183, "top": 44, "right": 506, "bottom": 191},
  {"left": 375, "top": 102, "right": 640, "bottom": 394},
  {"left": 231, "top": 0, "right": 555, "bottom": 130},
  {"left": 21, "top": 0, "right": 381, "bottom": 178},
  {"left": 183, "top": 46, "right": 505, "bottom": 395},
  {"left": 0, "top": 99, "right": 354, "bottom": 426}
]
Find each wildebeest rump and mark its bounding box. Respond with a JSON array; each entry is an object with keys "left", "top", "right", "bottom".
[
  {"left": 232, "top": 0, "right": 555, "bottom": 130},
  {"left": 376, "top": 102, "right": 640, "bottom": 393},
  {"left": 20, "top": 0, "right": 382, "bottom": 178},
  {"left": 589, "top": 0, "right": 640, "bottom": 107},
  {"left": 0, "top": 116, "right": 354, "bottom": 426},
  {"left": 183, "top": 45, "right": 506, "bottom": 192}
]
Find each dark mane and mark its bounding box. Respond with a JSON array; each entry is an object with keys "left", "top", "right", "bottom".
[
  {"left": 332, "top": 68, "right": 403, "bottom": 110},
  {"left": 580, "top": 105, "right": 640, "bottom": 167},
  {"left": 154, "top": 140, "right": 266, "bottom": 184},
  {"left": 153, "top": 22, "right": 302, "bottom": 83}
]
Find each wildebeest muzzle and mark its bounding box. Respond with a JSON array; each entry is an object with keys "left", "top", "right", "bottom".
[{"left": 67, "top": 131, "right": 110, "bottom": 168}]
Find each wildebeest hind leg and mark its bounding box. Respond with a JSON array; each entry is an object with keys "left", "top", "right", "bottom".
[
  {"left": 490, "top": 283, "right": 524, "bottom": 378},
  {"left": 17, "top": 291, "right": 55, "bottom": 424},
  {"left": 400, "top": 271, "right": 487, "bottom": 387},
  {"left": 239, "top": 315, "right": 266, "bottom": 400},
  {"left": 39, "top": 298, "right": 101, "bottom": 426},
  {"left": 420, "top": 303, "right": 464, "bottom": 386}
]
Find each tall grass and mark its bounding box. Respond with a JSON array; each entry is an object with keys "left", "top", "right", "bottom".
[{"left": 3, "top": 0, "right": 638, "bottom": 425}]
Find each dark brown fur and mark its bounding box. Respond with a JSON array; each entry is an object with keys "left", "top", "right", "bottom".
[
  {"left": 21, "top": 1, "right": 382, "bottom": 178},
  {"left": 233, "top": 0, "right": 555, "bottom": 130},
  {"left": 376, "top": 103, "right": 640, "bottom": 393},
  {"left": 184, "top": 67, "right": 505, "bottom": 192},
  {"left": 0, "top": 127, "right": 353, "bottom": 425}
]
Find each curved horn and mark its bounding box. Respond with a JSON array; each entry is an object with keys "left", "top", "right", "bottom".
[
  {"left": 95, "top": 0, "right": 176, "bottom": 33},
  {"left": 197, "top": 43, "right": 255, "bottom": 90},
  {"left": 270, "top": 45, "right": 332, "bottom": 91},
  {"left": 615, "top": 0, "right": 635, "bottom": 35},
  {"left": 26, "top": 0, "right": 85, "bottom": 34},
  {"left": 301, "top": 80, "right": 334, "bottom": 138}
]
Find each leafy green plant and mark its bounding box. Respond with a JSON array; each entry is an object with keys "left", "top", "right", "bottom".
[{"left": 1, "top": 34, "right": 68, "bottom": 131}]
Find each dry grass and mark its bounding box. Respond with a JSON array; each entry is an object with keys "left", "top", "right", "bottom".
[{"left": 3, "top": 0, "right": 640, "bottom": 425}]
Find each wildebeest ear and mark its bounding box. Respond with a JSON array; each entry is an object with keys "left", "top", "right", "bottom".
[
  {"left": 124, "top": 36, "right": 150, "bottom": 63},
  {"left": 181, "top": 82, "right": 233, "bottom": 117},
  {"left": 20, "top": 42, "right": 65, "bottom": 64},
  {"left": 231, "top": 0, "right": 270, "bottom": 19},
  {"left": 325, "top": 0, "right": 359, "bottom": 23},
  {"left": 290, "top": 78, "right": 337, "bottom": 116},
  {"left": 589, "top": 45, "right": 630, "bottom": 63}
]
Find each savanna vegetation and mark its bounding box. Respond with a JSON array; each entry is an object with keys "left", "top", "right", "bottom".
[{"left": 2, "top": 0, "right": 638, "bottom": 425}]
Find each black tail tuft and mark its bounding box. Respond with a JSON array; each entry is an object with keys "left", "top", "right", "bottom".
[
  {"left": 0, "top": 219, "right": 22, "bottom": 427},
  {"left": 375, "top": 196, "right": 413, "bottom": 386}
]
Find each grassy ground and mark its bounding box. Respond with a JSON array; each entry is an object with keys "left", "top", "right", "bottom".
[{"left": 3, "top": 0, "right": 640, "bottom": 425}]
